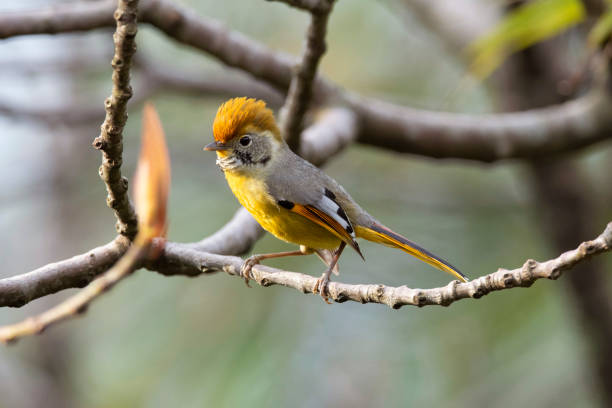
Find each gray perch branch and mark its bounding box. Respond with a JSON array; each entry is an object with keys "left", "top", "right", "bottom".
[
  {"left": 156, "top": 222, "right": 612, "bottom": 308},
  {"left": 2, "top": 219, "right": 610, "bottom": 310}
]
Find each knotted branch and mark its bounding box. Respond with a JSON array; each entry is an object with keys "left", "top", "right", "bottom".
[
  {"left": 92, "top": 0, "right": 140, "bottom": 239},
  {"left": 153, "top": 222, "right": 612, "bottom": 308},
  {"left": 2, "top": 220, "right": 610, "bottom": 312}
]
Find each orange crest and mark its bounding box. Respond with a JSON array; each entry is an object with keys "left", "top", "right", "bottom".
[{"left": 213, "top": 97, "right": 280, "bottom": 143}]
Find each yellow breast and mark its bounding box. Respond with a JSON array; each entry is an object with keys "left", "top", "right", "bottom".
[{"left": 224, "top": 171, "right": 340, "bottom": 250}]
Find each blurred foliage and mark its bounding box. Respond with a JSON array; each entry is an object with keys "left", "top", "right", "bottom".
[
  {"left": 0, "top": 0, "right": 611, "bottom": 407},
  {"left": 469, "top": 0, "right": 585, "bottom": 78},
  {"left": 588, "top": 3, "right": 612, "bottom": 47}
]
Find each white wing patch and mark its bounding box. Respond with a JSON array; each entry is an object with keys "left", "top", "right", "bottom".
[{"left": 317, "top": 188, "right": 356, "bottom": 240}]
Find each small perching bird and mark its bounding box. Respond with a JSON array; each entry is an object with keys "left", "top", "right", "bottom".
[{"left": 205, "top": 97, "right": 467, "bottom": 301}]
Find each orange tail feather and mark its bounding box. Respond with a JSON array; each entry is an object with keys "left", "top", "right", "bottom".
[{"left": 355, "top": 222, "right": 467, "bottom": 282}]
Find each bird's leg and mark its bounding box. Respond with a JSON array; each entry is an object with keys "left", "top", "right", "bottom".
[
  {"left": 314, "top": 249, "right": 340, "bottom": 276},
  {"left": 313, "top": 241, "right": 346, "bottom": 304},
  {"left": 240, "top": 246, "right": 313, "bottom": 287}
]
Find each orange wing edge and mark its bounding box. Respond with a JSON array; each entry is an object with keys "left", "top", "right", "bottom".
[{"left": 288, "top": 202, "right": 364, "bottom": 260}]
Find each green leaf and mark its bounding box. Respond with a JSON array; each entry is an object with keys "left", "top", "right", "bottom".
[{"left": 469, "top": 0, "right": 586, "bottom": 78}]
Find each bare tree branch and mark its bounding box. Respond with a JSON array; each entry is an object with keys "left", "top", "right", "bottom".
[
  {"left": 140, "top": 0, "right": 303, "bottom": 93},
  {"left": 348, "top": 88, "right": 612, "bottom": 161},
  {"left": 298, "top": 107, "right": 357, "bottom": 165},
  {"left": 2, "top": 0, "right": 611, "bottom": 162},
  {"left": 3, "top": 218, "right": 610, "bottom": 312},
  {"left": 151, "top": 209, "right": 265, "bottom": 277},
  {"left": 0, "top": 1, "right": 114, "bottom": 38},
  {"left": 153, "top": 222, "right": 612, "bottom": 308},
  {"left": 0, "top": 100, "right": 104, "bottom": 125},
  {"left": 0, "top": 242, "right": 148, "bottom": 344},
  {"left": 273, "top": 0, "right": 335, "bottom": 151},
  {"left": 0, "top": 237, "right": 129, "bottom": 308},
  {"left": 0, "top": 0, "right": 334, "bottom": 98},
  {"left": 91, "top": 0, "right": 140, "bottom": 238}
]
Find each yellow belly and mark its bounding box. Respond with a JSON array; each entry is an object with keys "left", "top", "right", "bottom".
[{"left": 225, "top": 172, "right": 340, "bottom": 250}]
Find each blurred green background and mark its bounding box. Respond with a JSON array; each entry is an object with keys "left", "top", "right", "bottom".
[{"left": 1, "top": 0, "right": 611, "bottom": 407}]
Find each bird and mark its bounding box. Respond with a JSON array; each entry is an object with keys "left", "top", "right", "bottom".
[{"left": 204, "top": 97, "right": 467, "bottom": 302}]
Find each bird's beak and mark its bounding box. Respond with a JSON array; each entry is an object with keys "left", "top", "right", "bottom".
[{"left": 204, "top": 141, "right": 230, "bottom": 151}]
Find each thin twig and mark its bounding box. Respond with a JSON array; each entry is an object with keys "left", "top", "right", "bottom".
[
  {"left": 275, "top": 0, "right": 335, "bottom": 151},
  {"left": 0, "top": 242, "right": 148, "bottom": 344},
  {"left": 92, "top": 0, "right": 140, "bottom": 239}
]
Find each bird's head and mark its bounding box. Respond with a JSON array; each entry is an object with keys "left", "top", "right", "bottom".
[{"left": 204, "top": 97, "right": 283, "bottom": 172}]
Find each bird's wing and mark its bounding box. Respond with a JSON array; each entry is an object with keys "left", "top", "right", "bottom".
[
  {"left": 266, "top": 154, "right": 363, "bottom": 258},
  {"left": 276, "top": 189, "right": 363, "bottom": 259}
]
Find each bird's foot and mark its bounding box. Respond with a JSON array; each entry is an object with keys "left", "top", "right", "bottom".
[
  {"left": 313, "top": 273, "right": 333, "bottom": 305},
  {"left": 239, "top": 255, "right": 261, "bottom": 288}
]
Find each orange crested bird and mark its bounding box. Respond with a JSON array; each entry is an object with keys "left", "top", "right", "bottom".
[{"left": 205, "top": 97, "right": 467, "bottom": 301}]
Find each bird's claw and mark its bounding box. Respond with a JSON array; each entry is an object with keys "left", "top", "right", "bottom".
[
  {"left": 313, "top": 274, "right": 333, "bottom": 304},
  {"left": 240, "top": 256, "right": 261, "bottom": 288}
]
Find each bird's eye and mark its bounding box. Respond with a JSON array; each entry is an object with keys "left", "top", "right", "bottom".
[{"left": 239, "top": 135, "right": 251, "bottom": 146}]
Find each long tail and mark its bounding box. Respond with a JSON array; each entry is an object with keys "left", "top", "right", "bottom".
[{"left": 355, "top": 222, "right": 468, "bottom": 282}]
